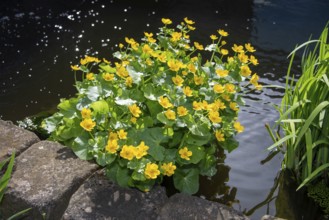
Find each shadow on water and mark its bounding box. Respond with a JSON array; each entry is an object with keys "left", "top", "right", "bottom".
[{"left": 1, "top": 0, "right": 329, "bottom": 219}]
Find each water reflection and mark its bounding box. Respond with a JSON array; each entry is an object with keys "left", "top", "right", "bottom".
[{"left": 1, "top": 0, "right": 329, "bottom": 219}]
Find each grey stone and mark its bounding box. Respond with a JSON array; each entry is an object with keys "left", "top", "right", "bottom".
[
  {"left": 0, "top": 119, "right": 40, "bottom": 161},
  {"left": 158, "top": 193, "right": 249, "bottom": 220},
  {"left": 0, "top": 141, "right": 100, "bottom": 220},
  {"left": 62, "top": 170, "right": 168, "bottom": 220}
]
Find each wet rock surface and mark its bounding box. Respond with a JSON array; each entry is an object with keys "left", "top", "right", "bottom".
[
  {"left": 63, "top": 170, "right": 168, "bottom": 220},
  {"left": 0, "top": 140, "right": 99, "bottom": 219},
  {"left": 0, "top": 119, "right": 39, "bottom": 161}
]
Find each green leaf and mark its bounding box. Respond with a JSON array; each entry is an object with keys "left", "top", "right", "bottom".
[
  {"left": 58, "top": 98, "right": 78, "bottom": 118},
  {"left": 71, "top": 134, "right": 94, "bottom": 160},
  {"left": 143, "top": 84, "right": 164, "bottom": 101},
  {"left": 99, "top": 64, "right": 116, "bottom": 73},
  {"left": 173, "top": 168, "right": 199, "bottom": 194},
  {"left": 157, "top": 112, "right": 175, "bottom": 126},
  {"left": 42, "top": 113, "right": 63, "bottom": 133},
  {"left": 221, "top": 137, "right": 239, "bottom": 153},
  {"left": 137, "top": 127, "right": 168, "bottom": 161},
  {"left": 90, "top": 100, "right": 109, "bottom": 115},
  {"left": 96, "top": 152, "right": 116, "bottom": 166},
  {"left": 186, "top": 133, "right": 211, "bottom": 146},
  {"left": 146, "top": 100, "right": 162, "bottom": 117},
  {"left": 116, "top": 166, "right": 131, "bottom": 187},
  {"left": 0, "top": 152, "right": 15, "bottom": 201},
  {"left": 188, "top": 145, "right": 205, "bottom": 164},
  {"left": 163, "top": 148, "right": 177, "bottom": 161},
  {"left": 86, "top": 86, "right": 102, "bottom": 101},
  {"left": 189, "top": 122, "right": 210, "bottom": 136},
  {"left": 55, "top": 118, "right": 82, "bottom": 141}
]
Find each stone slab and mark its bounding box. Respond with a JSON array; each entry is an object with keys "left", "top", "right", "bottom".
[
  {"left": 63, "top": 170, "right": 168, "bottom": 220},
  {"left": 158, "top": 193, "right": 250, "bottom": 220},
  {"left": 0, "top": 141, "right": 99, "bottom": 220},
  {"left": 0, "top": 119, "right": 40, "bottom": 161}
]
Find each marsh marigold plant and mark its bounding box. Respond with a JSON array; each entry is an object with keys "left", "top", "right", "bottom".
[{"left": 43, "top": 18, "right": 261, "bottom": 194}]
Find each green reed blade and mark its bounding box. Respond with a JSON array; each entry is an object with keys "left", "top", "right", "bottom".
[
  {"left": 297, "top": 163, "right": 329, "bottom": 191},
  {"left": 0, "top": 152, "right": 15, "bottom": 202},
  {"left": 304, "top": 128, "right": 313, "bottom": 177}
]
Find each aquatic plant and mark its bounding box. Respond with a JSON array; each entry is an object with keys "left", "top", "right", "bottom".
[
  {"left": 267, "top": 26, "right": 329, "bottom": 213},
  {"left": 0, "top": 152, "right": 32, "bottom": 219},
  {"left": 43, "top": 18, "right": 260, "bottom": 194}
]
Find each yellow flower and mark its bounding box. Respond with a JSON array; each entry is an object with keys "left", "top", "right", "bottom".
[
  {"left": 117, "top": 129, "right": 127, "bottom": 139},
  {"left": 208, "top": 111, "right": 222, "bottom": 124},
  {"left": 255, "top": 84, "right": 262, "bottom": 90},
  {"left": 210, "top": 35, "right": 218, "bottom": 40},
  {"left": 220, "top": 49, "right": 229, "bottom": 55},
  {"left": 222, "top": 94, "right": 231, "bottom": 101},
  {"left": 80, "top": 118, "right": 96, "bottom": 131},
  {"left": 135, "top": 141, "right": 149, "bottom": 159},
  {"left": 184, "top": 17, "right": 195, "bottom": 25},
  {"left": 234, "top": 121, "right": 244, "bottom": 133},
  {"left": 240, "top": 65, "right": 252, "bottom": 77},
  {"left": 130, "top": 117, "right": 137, "bottom": 124},
  {"left": 183, "top": 86, "right": 193, "bottom": 97},
  {"left": 232, "top": 44, "right": 244, "bottom": 53},
  {"left": 179, "top": 147, "right": 192, "bottom": 160},
  {"left": 119, "top": 43, "right": 124, "bottom": 49},
  {"left": 218, "top": 29, "right": 228, "bottom": 37},
  {"left": 147, "top": 37, "right": 156, "bottom": 43},
  {"left": 216, "top": 69, "right": 229, "bottom": 77},
  {"left": 106, "top": 139, "right": 119, "bottom": 154},
  {"left": 250, "top": 73, "right": 259, "bottom": 85},
  {"left": 225, "top": 83, "right": 236, "bottom": 93},
  {"left": 164, "top": 109, "right": 176, "bottom": 120},
  {"left": 187, "top": 63, "right": 196, "bottom": 73},
  {"left": 229, "top": 102, "right": 239, "bottom": 111},
  {"left": 227, "top": 56, "right": 234, "bottom": 63},
  {"left": 171, "top": 32, "right": 182, "bottom": 42},
  {"left": 142, "top": 44, "right": 153, "bottom": 54},
  {"left": 125, "top": 76, "right": 133, "bottom": 87},
  {"left": 71, "top": 65, "right": 80, "bottom": 71},
  {"left": 128, "top": 104, "right": 142, "bottom": 117},
  {"left": 108, "top": 131, "right": 118, "bottom": 141},
  {"left": 213, "top": 84, "right": 225, "bottom": 93},
  {"left": 201, "top": 100, "right": 209, "bottom": 110},
  {"left": 120, "top": 145, "right": 135, "bottom": 160},
  {"left": 144, "top": 32, "right": 153, "bottom": 38},
  {"left": 161, "top": 162, "right": 177, "bottom": 176},
  {"left": 194, "top": 42, "right": 204, "bottom": 50},
  {"left": 213, "top": 99, "right": 226, "bottom": 110},
  {"left": 249, "top": 55, "right": 259, "bottom": 66},
  {"left": 215, "top": 130, "right": 225, "bottom": 142},
  {"left": 167, "top": 59, "right": 182, "bottom": 72},
  {"left": 103, "top": 58, "right": 110, "bottom": 64},
  {"left": 144, "top": 163, "right": 160, "bottom": 179},
  {"left": 116, "top": 66, "right": 129, "bottom": 78},
  {"left": 161, "top": 18, "right": 172, "bottom": 25},
  {"left": 177, "top": 106, "right": 188, "bottom": 117},
  {"left": 125, "top": 37, "right": 136, "bottom": 45},
  {"left": 238, "top": 53, "right": 249, "bottom": 63},
  {"left": 172, "top": 75, "right": 184, "bottom": 87},
  {"left": 194, "top": 75, "right": 204, "bottom": 85},
  {"left": 159, "top": 96, "right": 173, "bottom": 109},
  {"left": 187, "top": 25, "right": 195, "bottom": 30},
  {"left": 157, "top": 53, "right": 167, "bottom": 63},
  {"left": 245, "top": 43, "right": 256, "bottom": 52},
  {"left": 193, "top": 101, "right": 203, "bottom": 111},
  {"left": 81, "top": 108, "right": 92, "bottom": 119},
  {"left": 221, "top": 40, "right": 227, "bottom": 45},
  {"left": 103, "top": 72, "right": 115, "bottom": 81},
  {"left": 86, "top": 73, "right": 95, "bottom": 80}
]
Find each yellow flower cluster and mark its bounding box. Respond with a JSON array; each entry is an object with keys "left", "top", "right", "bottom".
[
  {"left": 80, "top": 108, "right": 96, "bottom": 131},
  {"left": 117, "top": 141, "right": 150, "bottom": 160}
]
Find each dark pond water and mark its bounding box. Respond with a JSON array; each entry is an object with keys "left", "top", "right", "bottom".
[{"left": 1, "top": 0, "right": 329, "bottom": 219}]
